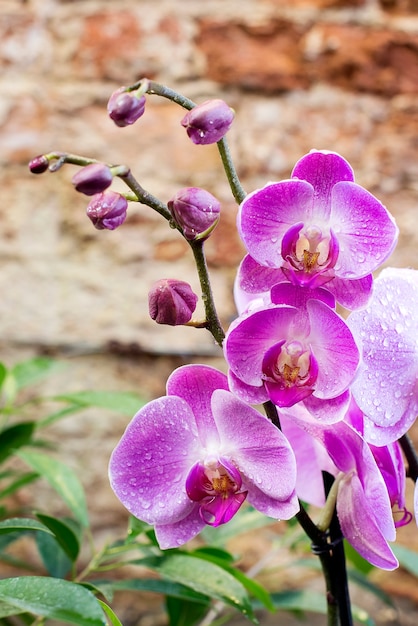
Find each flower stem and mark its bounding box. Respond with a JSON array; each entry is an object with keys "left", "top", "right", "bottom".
[
  {"left": 322, "top": 472, "right": 353, "bottom": 626},
  {"left": 189, "top": 239, "right": 225, "bottom": 347},
  {"left": 217, "top": 137, "right": 246, "bottom": 204},
  {"left": 134, "top": 78, "right": 246, "bottom": 205},
  {"left": 399, "top": 433, "right": 418, "bottom": 481},
  {"left": 118, "top": 169, "right": 172, "bottom": 221}
]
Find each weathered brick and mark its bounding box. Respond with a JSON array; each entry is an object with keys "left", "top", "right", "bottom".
[{"left": 197, "top": 18, "right": 418, "bottom": 96}]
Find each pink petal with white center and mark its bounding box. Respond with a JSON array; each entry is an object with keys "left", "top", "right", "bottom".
[
  {"left": 330, "top": 182, "right": 398, "bottom": 279},
  {"left": 167, "top": 364, "right": 228, "bottom": 448},
  {"left": 291, "top": 151, "right": 354, "bottom": 221},
  {"left": 238, "top": 180, "right": 314, "bottom": 268},
  {"left": 225, "top": 305, "right": 298, "bottom": 387},
  {"left": 211, "top": 389, "right": 298, "bottom": 511},
  {"left": 306, "top": 299, "right": 360, "bottom": 398},
  {"left": 109, "top": 396, "right": 200, "bottom": 525},
  {"left": 337, "top": 472, "right": 398, "bottom": 570},
  {"left": 154, "top": 505, "right": 205, "bottom": 549}
]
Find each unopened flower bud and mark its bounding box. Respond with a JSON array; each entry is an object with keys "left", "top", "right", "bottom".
[
  {"left": 148, "top": 279, "right": 198, "bottom": 326},
  {"left": 168, "top": 187, "right": 221, "bottom": 241},
  {"left": 181, "top": 99, "right": 234, "bottom": 145},
  {"left": 86, "top": 191, "right": 128, "bottom": 230},
  {"left": 107, "top": 87, "right": 146, "bottom": 127},
  {"left": 72, "top": 163, "right": 113, "bottom": 196},
  {"left": 29, "top": 155, "right": 49, "bottom": 174}
]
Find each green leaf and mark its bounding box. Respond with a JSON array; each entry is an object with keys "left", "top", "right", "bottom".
[
  {"left": 348, "top": 568, "right": 394, "bottom": 608},
  {"left": 96, "top": 600, "right": 123, "bottom": 626},
  {"left": 0, "top": 577, "right": 106, "bottom": 626},
  {"left": 344, "top": 540, "right": 374, "bottom": 575},
  {"left": 0, "top": 362, "right": 8, "bottom": 391},
  {"left": 53, "top": 391, "right": 146, "bottom": 416},
  {"left": 39, "top": 405, "right": 89, "bottom": 428},
  {"left": 392, "top": 543, "right": 418, "bottom": 576},
  {"left": 142, "top": 554, "right": 256, "bottom": 622},
  {"left": 0, "top": 471, "right": 39, "bottom": 500},
  {"left": 35, "top": 513, "right": 80, "bottom": 561},
  {"left": 0, "top": 422, "right": 36, "bottom": 463},
  {"left": 191, "top": 548, "right": 274, "bottom": 612},
  {"left": 201, "top": 506, "right": 274, "bottom": 546},
  {"left": 97, "top": 578, "right": 209, "bottom": 604},
  {"left": 17, "top": 450, "right": 89, "bottom": 527},
  {"left": 11, "top": 358, "right": 63, "bottom": 390},
  {"left": 265, "top": 591, "right": 374, "bottom": 625},
  {"left": 0, "top": 517, "right": 54, "bottom": 537},
  {"left": 165, "top": 595, "right": 209, "bottom": 626},
  {"left": 36, "top": 532, "right": 73, "bottom": 578}
]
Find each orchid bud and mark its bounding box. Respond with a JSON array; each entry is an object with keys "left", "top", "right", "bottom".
[
  {"left": 72, "top": 163, "right": 113, "bottom": 196},
  {"left": 181, "top": 99, "right": 235, "bottom": 145},
  {"left": 29, "top": 155, "right": 49, "bottom": 174},
  {"left": 107, "top": 87, "right": 146, "bottom": 127},
  {"left": 168, "top": 187, "right": 221, "bottom": 240},
  {"left": 86, "top": 191, "right": 128, "bottom": 230},
  {"left": 148, "top": 279, "right": 198, "bottom": 326}
]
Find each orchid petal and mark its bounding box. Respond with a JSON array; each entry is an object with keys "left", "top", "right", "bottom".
[
  {"left": 271, "top": 282, "right": 336, "bottom": 309},
  {"left": 211, "top": 389, "right": 298, "bottom": 506},
  {"left": 330, "top": 182, "right": 398, "bottom": 278},
  {"left": 109, "top": 396, "right": 200, "bottom": 525},
  {"left": 347, "top": 267, "right": 418, "bottom": 443},
  {"left": 237, "top": 254, "right": 286, "bottom": 294},
  {"left": 307, "top": 299, "right": 360, "bottom": 398},
  {"left": 337, "top": 472, "right": 398, "bottom": 570},
  {"left": 154, "top": 506, "right": 205, "bottom": 549},
  {"left": 291, "top": 151, "right": 354, "bottom": 221},
  {"left": 200, "top": 491, "right": 248, "bottom": 526},
  {"left": 225, "top": 306, "right": 298, "bottom": 387},
  {"left": 167, "top": 364, "right": 228, "bottom": 448},
  {"left": 238, "top": 180, "right": 314, "bottom": 267},
  {"left": 227, "top": 370, "right": 269, "bottom": 404},
  {"left": 280, "top": 415, "right": 328, "bottom": 507},
  {"left": 304, "top": 390, "right": 351, "bottom": 424},
  {"left": 326, "top": 274, "right": 373, "bottom": 310}
]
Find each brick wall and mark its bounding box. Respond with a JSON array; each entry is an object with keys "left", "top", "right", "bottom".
[{"left": 2, "top": 0, "right": 418, "bottom": 354}]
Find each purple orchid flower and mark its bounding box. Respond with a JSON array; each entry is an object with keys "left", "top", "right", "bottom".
[
  {"left": 225, "top": 286, "right": 359, "bottom": 422},
  {"left": 345, "top": 399, "right": 411, "bottom": 527},
  {"left": 237, "top": 151, "right": 398, "bottom": 310},
  {"left": 109, "top": 364, "right": 299, "bottom": 549},
  {"left": 280, "top": 402, "right": 398, "bottom": 570},
  {"left": 347, "top": 267, "right": 418, "bottom": 446}
]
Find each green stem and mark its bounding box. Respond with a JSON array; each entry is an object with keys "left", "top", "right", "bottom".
[
  {"left": 134, "top": 78, "right": 246, "bottom": 205},
  {"left": 118, "top": 169, "right": 172, "bottom": 221},
  {"left": 217, "top": 137, "right": 246, "bottom": 204},
  {"left": 189, "top": 239, "right": 225, "bottom": 347}
]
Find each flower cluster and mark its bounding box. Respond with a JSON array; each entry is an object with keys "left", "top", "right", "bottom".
[
  {"left": 109, "top": 146, "right": 416, "bottom": 569},
  {"left": 30, "top": 81, "right": 418, "bottom": 579}
]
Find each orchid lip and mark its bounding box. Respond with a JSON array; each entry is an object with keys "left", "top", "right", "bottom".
[{"left": 185, "top": 458, "right": 248, "bottom": 527}]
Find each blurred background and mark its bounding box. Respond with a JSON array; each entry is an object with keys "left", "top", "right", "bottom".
[{"left": 1, "top": 0, "right": 418, "bottom": 623}]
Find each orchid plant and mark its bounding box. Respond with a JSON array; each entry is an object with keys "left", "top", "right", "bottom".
[{"left": 4, "top": 78, "right": 418, "bottom": 626}]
